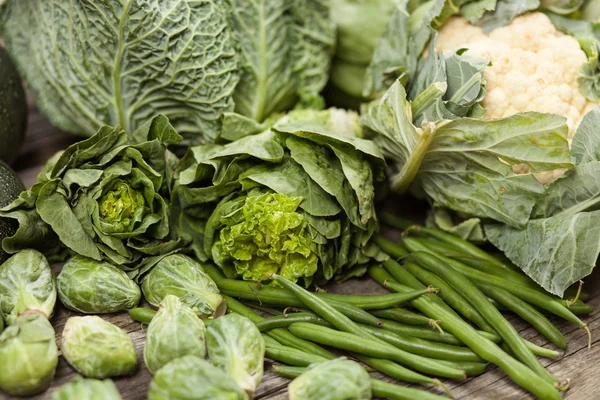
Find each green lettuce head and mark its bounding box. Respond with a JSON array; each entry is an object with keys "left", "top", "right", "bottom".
[
  {"left": 172, "top": 108, "right": 385, "bottom": 286},
  {"left": 0, "top": 115, "right": 182, "bottom": 269},
  {"left": 51, "top": 377, "right": 122, "bottom": 400},
  {"left": 57, "top": 256, "right": 141, "bottom": 314},
  {"left": 0, "top": 314, "right": 58, "bottom": 396},
  {"left": 148, "top": 355, "right": 248, "bottom": 400},
  {"left": 61, "top": 316, "right": 137, "bottom": 379},
  {"left": 288, "top": 358, "right": 371, "bottom": 400},
  {"left": 0, "top": 249, "right": 56, "bottom": 324},
  {"left": 144, "top": 295, "right": 206, "bottom": 374}
]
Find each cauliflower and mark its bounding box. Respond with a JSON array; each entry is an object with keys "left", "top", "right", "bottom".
[{"left": 435, "top": 12, "right": 598, "bottom": 183}]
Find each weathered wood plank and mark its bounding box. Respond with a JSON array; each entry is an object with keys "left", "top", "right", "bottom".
[{"left": 3, "top": 102, "right": 600, "bottom": 400}]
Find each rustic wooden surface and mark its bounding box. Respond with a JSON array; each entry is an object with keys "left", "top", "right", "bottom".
[{"left": 3, "top": 98, "right": 600, "bottom": 399}]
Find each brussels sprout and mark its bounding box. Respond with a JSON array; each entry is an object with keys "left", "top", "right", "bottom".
[
  {"left": 51, "top": 377, "right": 122, "bottom": 400},
  {"left": 61, "top": 316, "right": 137, "bottom": 379},
  {"left": 144, "top": 295, "right": 206, "bottom": 374},
  {"left": 0, "top": 249, "right": 56, "bottom": 323},
  {"left": 0, "top": 314, "right": 58, "bottom": 396},
  {"left": 206, "top": 314, "right": 265, "bottom": 397},
  {"left": 288, "top": 358, "right": 371, "bottom": 400},
  {"left": 57, "top": 256, "right": 141, "bottom": 314},
  {"left": 141, "top": 254, "right": 226, "bottom": 318},
  {"left": 148, "top": 355, "right": 248, "bottom": 400}
]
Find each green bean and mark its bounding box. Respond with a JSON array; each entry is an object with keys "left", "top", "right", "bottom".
[
  {"left": 525, "top": 342, "right": 560, "bottom": 358},
  {"left": 359, "top": 324, "right": 484, "bottom": 362},
  {"left": 478, "top": 283, "right": 567, "bottom": 349},
  {"left": 244, "top": 302, "right": 282, "bottom": 315},
  {"left": 410, "top": 237, "right": 541, "bottom": 289},
  {"left": 403, "top": 237, "right": 589, "bottom": 335},
  {"left": 410, "top": 251, "right": 556, "bottom": 384},
  {"left": 326, "top": 298, "right": 384, "bottom": 327},
  {"left": 374, "top": 235, "right": 410, "bottom": 259},
  {"left": 406, "top": 262, "right": 495, "bottom": 333},
  {"left": 371, "top": 308, "right": 432, "bottom": 326},
  {"left": 569, "top": 301, "right": 593, "bottom": 314},
  {"left": 380, "top": 318, "right": 463, "bottom": 345},
  {"left": 353, "top": 354, "right": 438, "bottom": 385},
  {"left": 217, "top": 278, "right": 428, "bottom": 310},
  {"left": 379, "top": 211, "right": 421, "bottom": 231},
  {"left": 435, "top": 360, "right": 488, "bottom": 377},
  {"left": 487, "top": 297, "right": 508, "bottom": 311},
  {"left": 256, "top": 312, "right": 329, "bottom": 332},
  {"left": 128, "top": 307, "right": 157, "bottom": 324},
  {"left": 264, "top": 343, "right": 329, "bottom": 367},
  {"left": 288, "top": 322, "right": 466, "bottom": 379},
  {"left": 368, "top": 265, "right": 563, "bottom": 400},
  {"left": 565, "top": 286, "right": 589, "bottom": 302},
  {"left": 224, "top": 295, "right": 336, "bottom": 360},
  {"left": 273, "top": 365, "right": 449, "bottom": 400}
]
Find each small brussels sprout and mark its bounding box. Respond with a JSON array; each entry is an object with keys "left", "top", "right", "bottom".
[
  {"left": 148, "top": 355, "right": 248, "bottom": 400},
  {"left": 206, "top": 314, "right": 265, "bottom": 398},
  {"left": 288, "top": 358, "right": 371, "bottom": 400},
  {"left": 51, "top": 377, "right": 122, "bottom": 400},
  {"left": 141, "top": 254, "right": 226, "bottom": 318},
  {"left": 0, "top": 314, "right": 58, "bottom": 396},
  {"left": 61, "top": 316, "right": 137, "bottom": 379},
  {"left": 0, "top": 249, "right": 56, "bottom": 323},
  {"left": 57, "top": 256, "right": 141, "bottom": 314},
  {"left": 144, "top": 295, "right": 206, "bottom": 374}
]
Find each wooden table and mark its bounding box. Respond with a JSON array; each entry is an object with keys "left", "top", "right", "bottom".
[{"left": 4, "top": 99, "right": 600, "bottom": 400}]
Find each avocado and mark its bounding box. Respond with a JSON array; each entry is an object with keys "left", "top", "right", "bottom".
[
  {"left": 0, "top": 159, "right": 24, "bottom": 263},
  {"left": 0, "top": 45, "right": 27, "bottom": 165}
]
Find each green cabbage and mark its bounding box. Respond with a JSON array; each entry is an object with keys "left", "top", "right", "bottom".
[
  {"left": 172, "top": 108, "right": 385, "bottom": 286},
  {"left": 1, "top": 0, "right": 334, "bottom": 142}
]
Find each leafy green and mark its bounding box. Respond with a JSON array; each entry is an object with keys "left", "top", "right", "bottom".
[
  {"left": 474, "top": 0, "right": 540, "bottom": 32},
  {"left": 288, "top": 358, "right": 371, "bottom": 400},
  {"left": 486, "top": 107, "right": 600, "bottom": 296},
  {"left": 144, "top": 295, "right": 206, "bottom": 374},
  {"left": 228, "top": 0, "right": 335, "bottom": 121},
  {"left": 426, "top": 207, "right": 487, "bottom": 243},
  {"left": 1, "top": 0, "right": 238, "bottom": 142},
  {"left": 541, "top": 0, "right": 585, "bottom": 14},
  {"left": 0, "top": 250, "right": 56, "bottom": 324},
  {"left": 0, "top": 314, "right": 58, "bottom": 396},
  {"left": 172, "top": 108, "right": 385, "bottom": 286},
  {"left": 148, "top": 355, "right": 248, "bottom": 400},
  {"left": 140, "top": 253, "right": 226, "bottom": 318},
  {"left": 361, "top": 79, "right": 572, "bottom": 228},
  {"left": 0, "top": 115, "right": 181, "bottom": 268},
  {"left": 57, "top": 256, "right": 141, "bottom": 314},
  {"left": 206, "top": 314, "right": 265, "bottom": 397},
  {"left": 51, "top": 377, "right": 122, "bottom": 400},
  {"left": 61, "top": 316, "right": 137, "bottom": 379}
]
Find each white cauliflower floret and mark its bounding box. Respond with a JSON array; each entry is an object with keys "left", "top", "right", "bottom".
[{"left": 436, "top": 12, "right": 598, "bottom": 183}]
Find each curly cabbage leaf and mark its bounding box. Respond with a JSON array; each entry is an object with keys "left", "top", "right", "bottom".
[{"left": 1, "top": 0, "right": 239, "bottom": 142}]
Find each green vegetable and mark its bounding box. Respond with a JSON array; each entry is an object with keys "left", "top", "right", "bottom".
[
  {"left": 370, "top": 308, "right": 433, "bottom": 326},
  {"left": 361, "top": 79, "right": 572, "bottom": 229},
  {"left": 0, "top": 115, "right": 182, "bottom": 267},
  {"left": 0, "top": 249, "right": 56, "bottom": 324},
  {"left": 367, "top": 265, "right": 562, "bottom": 400},
  {"left": 0, "top": 314, "right": 58, "bottom": 396},
  {"left": 144, "top": 295, "right": 206, "bottom": 374},
  {"left": 206, "top": 313, "right": 265, "bottom": 397},
  {"left": 288, "top": 358, "right": 372, "bottom": 400},
  {"left": 128, "top": 308, "right": 158, "bottom": 325},
  {"left": 148, "top": 355, "right": 248, "bottom": 400},
  {"left": 256, "top": 312, "right": 329, "bottom": 331},
  {"left": 0, "top": 160, "right": 25, "bottom": 263},
  {"left": 2, "top": 1, "right": 334, "bottom": 142},
  {"left": 0, "top": 46, "right": 26, "bottom": 166},
  {"left": 57, "top": 256, "right": 141, "bottom": 314},
  {"left": 541, "top": 0, "right": 585, "bottom": 13},
  {"left": 173, "top": 108, "right": 385, "bottom": 286},
  {"left": 141, "top": 254, "right": 226, "bottom": 318},
  {"left": 61, "top": 316, "right": 137, "bottom": 379},
  {"left": 51, "top": 377, "right": 122, "bottom": 400}
]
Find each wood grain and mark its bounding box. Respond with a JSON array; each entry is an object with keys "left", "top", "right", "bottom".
[{"left": 3, "top": 99, "right": 599, "bottom": 400}]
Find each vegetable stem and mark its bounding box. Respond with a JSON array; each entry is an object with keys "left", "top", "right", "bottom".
[{"left": 391, "top": 122, "right": 436, "bottom": 194}]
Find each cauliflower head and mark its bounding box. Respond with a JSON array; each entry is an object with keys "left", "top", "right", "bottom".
[{"left": 436, "top": 12, "right": 598, "bottom": 183}]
